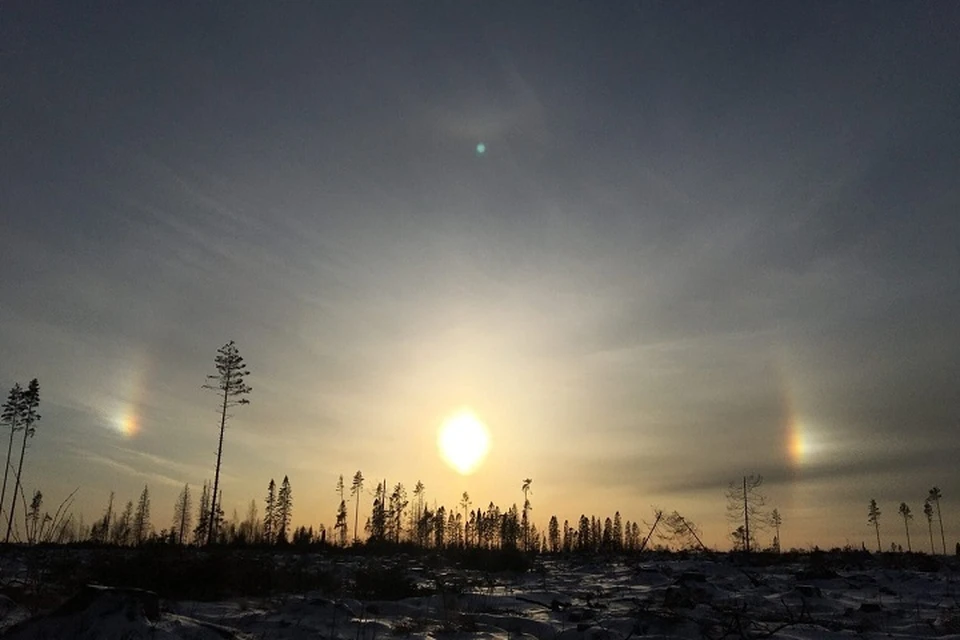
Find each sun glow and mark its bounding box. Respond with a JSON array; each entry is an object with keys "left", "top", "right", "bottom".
[{"left": 437, "top": 409, "right": 491, "bottom": 475}]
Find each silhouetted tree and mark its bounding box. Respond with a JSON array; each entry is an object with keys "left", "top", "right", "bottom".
[
  {"left": 6, "top": 379, "right": 39, "bottom": 543},
  {"left": 725, "top": 474, "right": 765, "bottom": 553},
  {"left": 898, "top": 502, "right": 913, "bottom": 552},
  {"left": 24, "top": 490, "right": 47, "bottom": 544},
  {"left": 368, "top": 481, "right": 388, "bottom": 542},
  {"left": 132, "top": 485, "right": 151, "bottom": 545},
  {"left": 460, "top": 492, "right": 471, "bottom": 547},
  {"left": 276, "top": 475, "right": 292, "bottom": 544},
  {"left": 923, "top": 500, "right": 935, "bottom": 553},
  {"left": 90, "top": 492, "right": 114, "bottom": 544},
  {"left": 350, "top": 471, "right": 364, "bottom": 543},
  {"left": 203, "top": 341, "right": 251, "bottom": 545},
  {"left": 264, "top": 478, "right": 276, "bottom": 544},
  {"left": 661, "top": 511, "right": 707, "bottom": 551},
  {"left": 112, "top": 500, "right": 134, "bottom": 546},
  {"left": 613, "top": 512, "right": 623, "bottom": 551},
  {"left": 521, "top": 478, "right": 533, "bottom": 551},
  {"left": 770, "top": 508, "right": 782, "bottom": 553},
  {"left": 412, "top": 480, "right": 425, "bottom": 544},
  {"left": 548, "top": 516, "right": 560, "bottom": 553},
  {"left": 389, "top": 482, "right": 407, "bottom": 543},
  {"left": 172, "top": 484, "right": 192, "bottom": 545},
  {"left": 434, "top": 506, "right": 446, "bottom": 548},
  {"left": 0, "top": 384, "right": 24, "bottom": 521},
  {"left": 335, "top": 475, "right": 348, "bottom": 546},
  {"left": 193, "top": 481, "right": 211, "bottom": 545},
  {"left": 868, "top": 499, "right": 882, "bottom": 552},
  {"left": 928, "top": 487, "right": 945, "bottom": 554}
]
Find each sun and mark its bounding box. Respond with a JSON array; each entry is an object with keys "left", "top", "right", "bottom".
[{"left": 437, "top": 409, "right": 491, "bottom": 475}]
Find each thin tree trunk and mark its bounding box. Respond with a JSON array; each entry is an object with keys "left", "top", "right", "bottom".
[
  {"left": 743, "top": 476, "right": 750, "bottom": 554},
  {"left": 353, "top": 491, "right": 360, "bottom": 543},
  {"left": 0, "top": 425, "right": 16, "bottom": 521},
  {"left": 874, "top": 522, "right": 881, "bottom": 552},
  {"left": 207, "top": 382, "right": 229, "bottom": 545},
  {"left": 5, "top": 428, "right": 29, "bottom": 543},
  {"left": 904, "top": 517, "right": 912, "bottom": 552},
  {"left": 936, "top": 501, "right": 946, "bottom": 555},
  {"left": 928, "top": 521, "right": 935, "bottom": 554}
]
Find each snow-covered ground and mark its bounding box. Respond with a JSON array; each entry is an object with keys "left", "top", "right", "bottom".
[{"left": 3, "top": 552, "right": 960, "bottom": 639}]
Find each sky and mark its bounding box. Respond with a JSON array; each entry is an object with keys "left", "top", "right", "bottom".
[{"left": 1, "top": 2, "right": 959, "bottom": 550}]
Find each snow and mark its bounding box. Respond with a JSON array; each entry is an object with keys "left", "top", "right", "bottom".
[{"left": 3, "top": 553, "right": 960, "bottom": 639}]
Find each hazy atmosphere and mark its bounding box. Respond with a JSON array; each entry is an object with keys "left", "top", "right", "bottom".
[{"left": 2, "top": 2, "right": 958, "bottom": 550}]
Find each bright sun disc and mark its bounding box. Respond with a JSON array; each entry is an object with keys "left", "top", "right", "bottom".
[{"left": 438, "top": 410, "right": 490, "bottom": 475}]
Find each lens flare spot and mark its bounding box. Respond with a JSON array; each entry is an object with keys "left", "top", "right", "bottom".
[
  {"left": 476, "top": 142, "right": 486, "bottom": 155},
  {"left": 437, "top": 409, "right": 490, "bottom": 475}
]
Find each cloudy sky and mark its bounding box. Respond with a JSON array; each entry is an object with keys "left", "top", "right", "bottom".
[{"left": 2, "top": 2, "right": 958, "bottom": 549}]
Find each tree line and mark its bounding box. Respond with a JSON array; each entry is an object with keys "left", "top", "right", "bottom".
[
  {"left": 867, "top": 487, "right": 948, "bottom": 553},
  {"left": 2, "top": 343, "right": 953, "bottom": 554}
]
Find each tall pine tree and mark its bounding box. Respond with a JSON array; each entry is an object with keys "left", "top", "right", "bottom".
[
  {"left": 264, "top": 478, "right": 276, "bottom": 544},
  {"left": 202, "top": 341, "right": 251, "bottom": 545},
  {"left": 276, "top": 476, "right": 292, "bottom": 544},
  {"left": 6, "top": 379, "right": 40, "bottom": 543},
  {"left": 0, "top": 384, "right": 24, "bottom": 519}
]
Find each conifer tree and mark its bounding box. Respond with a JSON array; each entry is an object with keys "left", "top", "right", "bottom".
[
  {"left": 0, "top": 384, "right": 24, "bottom": 518},
  {"left": 350, "top": 471, "right": 364, "bottom": 543},
  {"left": 91, "top": 492, "right": 114, "bottom": 544},
  {"left": 264, "top": 478, "right": 276, "bottom": 544},
  {"left": 898, "top": 502, "right": 912, "bottom": 552},
  {"left": 460, "top": 492, "right": 471, "bottom": 547},
  {"left": 203, "top": 341, "right": 251, "bottom": 545},
  {"left": 335, "top": 475, "right": 348, "bottom": 546},
  {"left": 521, "top": 478, "right": 533, "bottom": 551},
  {"left": 412, "top": 481, "right": 425, "bottom": 544},
  {"left": 434, "top": 505, "right": 446, "bottom": 548},
  {"left": 613, "top": 512, "right": 623, "bottom": 551},
  {"left": 548, "top": 516, "right": 560, "bottom": 553},
  {"left": 172, "top": 484, "right": 192, "bottom": 545},
  {"left": 276, "top": 475, "right": 292, "bottom": 544},
  {"left": 193, "top": 481, "right": 211, "bottom": 545},
  {"left": 770, "top": 508, "right": 783, "bottom": 553},
  {"left": 868, "top": 499, "right": 882, "bottom": 552},
  {"left": 928, "top": 487, "right": 945, "bottom": 554},
  {"left": 112, "top": 500, "right": 134, "bottom": 546},
  {"left": 923, "top": 500, "right": 935, "bottom": 553},
  {"left": 132, "top": 485, "right": 151, "bottom": 545},
  {"left": 6, "top": 379, "right": 40, "bottom": 543},
  {"left": 389, "top": 482, "right": 407, "bottom": 543}
]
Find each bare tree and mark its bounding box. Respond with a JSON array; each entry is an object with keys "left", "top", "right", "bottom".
[
  {"left": 928, "top": 487, "right": 945, "bottom": 554},
  {"left": 868, "top": 499, "right": 882, "bottom": 552},
  {"left": 898, "top": 502, "right": 912, "bottom": 552},
  {"left": 725, "top": 474, "right": 766, "bottom": 553},
  {"left": 203, "top": 341, "right": 252, "bottom": 545}
]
